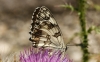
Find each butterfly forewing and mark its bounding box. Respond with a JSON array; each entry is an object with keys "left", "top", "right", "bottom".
[{"left": 29, "top": 6, "right": 65, "bottom": 50}]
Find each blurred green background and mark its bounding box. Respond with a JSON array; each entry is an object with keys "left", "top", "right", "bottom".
[{"left": 0, "top": 0, "right": 100, "bottom": 62}]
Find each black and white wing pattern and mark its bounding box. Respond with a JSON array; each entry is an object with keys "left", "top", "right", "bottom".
[{"left": 29, "top": 6, "right": 66, "bottom": 51}]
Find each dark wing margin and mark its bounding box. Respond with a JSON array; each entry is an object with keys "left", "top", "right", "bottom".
[{"left": 29, "top": 6, "right": 65, "bottom": 50}]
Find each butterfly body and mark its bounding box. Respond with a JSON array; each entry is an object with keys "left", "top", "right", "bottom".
[{"left": 29, "top": 6, "right": 66, "bottom": 51}]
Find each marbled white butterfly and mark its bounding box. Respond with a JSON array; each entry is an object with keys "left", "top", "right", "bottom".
[{"left": 29, "top": 6, "right": 67, "bottom": 51}]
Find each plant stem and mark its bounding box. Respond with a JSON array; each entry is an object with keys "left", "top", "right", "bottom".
[{"left": 78, "top": 0, "right": 89, "bottom": 62}]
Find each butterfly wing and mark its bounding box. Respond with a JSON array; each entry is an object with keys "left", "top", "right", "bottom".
[{"left": 29, "top": 6, "right": 65, "bottom": 50}]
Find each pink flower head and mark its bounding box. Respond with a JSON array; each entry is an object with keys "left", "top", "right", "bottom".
[{"left": 20, "top": 48, "right": 72, "bottom": 62}]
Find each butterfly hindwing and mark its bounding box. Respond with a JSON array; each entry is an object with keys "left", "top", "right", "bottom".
[{"left": 29, "top": 6, "right": 65, "bottom": 50}]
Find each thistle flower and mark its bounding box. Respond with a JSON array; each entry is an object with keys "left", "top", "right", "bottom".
[{"left": 20, "top": 48, "right": 72, "bottom": 62}]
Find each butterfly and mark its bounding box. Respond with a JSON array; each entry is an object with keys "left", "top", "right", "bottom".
[{"left": 29, "top": 6, "right": 67, "bottom": 51}]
